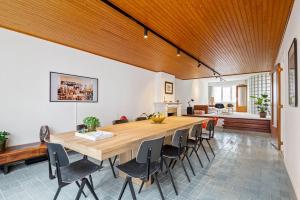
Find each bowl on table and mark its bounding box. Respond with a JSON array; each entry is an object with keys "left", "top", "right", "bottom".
[{"left": 151, "top": 113, "right": 166, "bottom": 124}]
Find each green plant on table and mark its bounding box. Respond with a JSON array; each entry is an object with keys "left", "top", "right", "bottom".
[
  {"left": 83, "top": 116, "right": 100, "bottom": 132},
  {"left": 0, "top": 131, "right": 9, "bottom": 142}
]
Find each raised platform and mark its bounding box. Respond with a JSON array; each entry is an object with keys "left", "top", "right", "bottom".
[{"left": 184, "top": 112, "right": 271, "bottom": 133}]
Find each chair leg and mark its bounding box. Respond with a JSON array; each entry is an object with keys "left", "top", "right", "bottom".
[
  {"left": 201, "top": 142, "right": 210, "bottom": 162},
  {"left": 206, "top": 139, "right": 215, "bottom": 157},
  {"left": 85, "top": 177, "right": 99, "bottom": 200},
  {"left": 89, "top": 175, "right": 94, "bottom": 190},
  {"left": 154, "top": 173, "right": 165, "bottom": 200},
  {"left": 108, "top": 158, "right": 117, "bottom": 178},
  {"left": 168, "top": 159, "right": 174, "bottom": 168},
  {"left": 179, "top": 157, "right": 190, "bottom": 182},
  {"left": 75, "top": 179, "right": 87, "bottom": 200},
  {"left": 99, "top": 160, "right": 104, "bottom": 168},
  {"left": 189, "top": 148, "right": 193, "bottom": 157},
  {"left": 184, "top": 152, "right": 196, "bottom": 176},
  {"left": 53, "top": 187, "right": 61, "bottom": 200},
  {"left": 193, "top": 147, "right": 204, "bottom": 168},
  {"left": 118, "top": 177, "right": 128, "bottom": 200},
  {"left": 76, "top": 181, "right": 87, "bottom": 198},
  {"left": 112, "top": 155, "right": 118, "bottom": 165},
  {"left": 171, "top": 159, "right": 177, "bottom": 169},
  {"left": 128, "top": 177, "right": 137, "bottom": 200},
  {"left": 138, "top": 181, "right": 144, "bottom": 193},
  {"left": 163, "top": 158, "right": 178, "bottom": 195}
]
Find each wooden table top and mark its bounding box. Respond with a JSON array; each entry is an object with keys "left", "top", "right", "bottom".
[{"left": 50, "top": 116, "right": 207, "bottom": 161}]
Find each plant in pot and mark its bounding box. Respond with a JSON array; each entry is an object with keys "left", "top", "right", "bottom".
[
  {"left": 83, "top": 116, "right": 100, "bottom": 132},
  {"left": 0, "top": 131, "right": 9, "bottom": 153},
  {"left": 250, "top": 94, "right": 270, "bottom": 118}
]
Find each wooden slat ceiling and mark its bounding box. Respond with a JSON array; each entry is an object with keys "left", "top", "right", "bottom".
[{"left": 0, "top": 0, "right": 294, "bottom": 79}]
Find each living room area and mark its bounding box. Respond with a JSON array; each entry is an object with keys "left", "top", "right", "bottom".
[{"left": 176, "top": 72, "right": 272, "bottom": 133}]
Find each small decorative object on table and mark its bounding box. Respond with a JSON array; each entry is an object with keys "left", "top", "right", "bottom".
[
  {"left": 0, "top": 131, "right": 9, "bottom": 153},
  {"left": 151, "top": 112, "right": 166, "bottom": 124},
  {"left": 39, "top": 125, "right": 50, "bottom": 142},
  {"left": 250, "top": 94, "right": 270, "bottom": 118},
  {"left": 83, "top": 116, "right": 100, "bottom": 132}
]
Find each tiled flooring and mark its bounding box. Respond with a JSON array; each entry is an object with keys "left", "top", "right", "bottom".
[{"left": 0, "top": 129, "right": 297, "bottom": 200}]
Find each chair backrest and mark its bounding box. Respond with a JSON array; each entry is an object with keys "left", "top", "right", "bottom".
[
  {"left": 136, "top": 117, "right": 147, "bottom": 121},
  {"left": 136, "top": 137, "right": 165, "bottom": 164},
  {"left": 215, "top": 103, "right": 225, "bottom": 109},
  {"left": 190, "top": 124, "right": 202, "bottom": 138},
  {"left": 172, "top": 128, "right": 189, "bottom": 148},
  {"left": 112, "top": 119, "right": 129, "bottom": 125},
  {"left": 206, "top": 120, "right": 215, "bottom": 132},
  {"left": 47, "top": 143, "right": 70, "bottom": 167}
]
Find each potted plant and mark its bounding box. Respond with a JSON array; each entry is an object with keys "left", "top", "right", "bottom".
[
  {"left": 250, "top": 94, "right": 270, "bottom": 118},
  {"left": 83, "top": 116, "right": 100, "bottom": 132},
  {"left": 0, "top": 131, "right": 9, "bottom": 153}
]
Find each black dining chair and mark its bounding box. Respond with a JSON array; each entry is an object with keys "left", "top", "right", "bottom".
[
  {"left": 135, "top": 117, "right": 147, "bottom": 121},
  {"left": 188, "top": 123, "right": 210, "bottom": 162},
  {"left": 117, "top": 137, "right": 165, "bottom": 200},
  {"left": 200, "top": 120, "right": 216, "bottom": 157},
  {"left": 47, "top": 143, "right": 101, "bottom": 200},
  {"left": 162, "top": 128, "right": 195, "bottom": 194},
  {"left": 112, "top": 119, "right": 129, "bottom": 125},
  {"left": 185, "top": 124, "right": 204, "bottom": 168}
]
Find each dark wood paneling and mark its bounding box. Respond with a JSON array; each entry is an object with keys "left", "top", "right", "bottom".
[
  {"left": 223, "top": 118, "right": 271, "bottom": 133},
  {"left": 0, "top": 0, "right": 294, "bottom": 79}
]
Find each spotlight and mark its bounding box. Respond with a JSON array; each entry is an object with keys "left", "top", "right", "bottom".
[
  {"left": 144, "top": 28, "right": 148, "bottom": 39},
  {"left": 176, "top": 49, "right": 181, "bottom": 57}
]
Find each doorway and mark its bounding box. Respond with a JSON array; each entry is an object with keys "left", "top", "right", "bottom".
[
  {"left": 236, "top": 84, "right": 248, "bottom": 112},
  {"left": 271, "top": 64, "right": 283, "bottom": 150}
]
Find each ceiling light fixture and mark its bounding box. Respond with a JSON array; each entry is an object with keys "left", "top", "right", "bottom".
[
  {"left": 100, "top": 0, "right": 221, "bottom": 77},
  {"left": 176, "top": 49, "right": 181, "bottom": 57},
  {"left": 198, "top": 62, "right": 201, "bottom": 68},
  {"left": 144, "top": 28, "right": 148, "bottom": 39}
]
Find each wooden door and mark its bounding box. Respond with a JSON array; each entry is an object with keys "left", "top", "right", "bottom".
[
  {"left": 236, "top": 85, "right": 248, "bottom": 112},
  {"left": 271, "top": 64, "right": 283, "bottom": 150}
]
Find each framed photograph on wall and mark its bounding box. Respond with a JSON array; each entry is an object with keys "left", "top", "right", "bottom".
[
  {"left": 288, "top": 38, "right": 298, "bottom": 107},
  {"left": 165, "top": 81, "right": 173, "bottom": 94},
  {"left": 50, "top": 72, "right": 98, "bottom": 102}
]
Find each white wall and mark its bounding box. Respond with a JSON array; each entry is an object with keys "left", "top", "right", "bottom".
[
  {"left": 154, "top": 72, "right": 176, "bottom": 102},
  {"left": 275, "top": 0, "right": 300, "bottom": 198},
  {"left": 176, "top": 78, "right": 209, "bottom": 113},
  {"left": 0, "top": 28, "right": 157, "bottom": 146}
]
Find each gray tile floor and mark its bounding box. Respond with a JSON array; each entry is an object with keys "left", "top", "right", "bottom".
[{"left": 0, "top": 129, "right": 297, "bottom": 200}]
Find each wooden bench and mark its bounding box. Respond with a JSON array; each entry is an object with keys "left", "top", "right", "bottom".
[{"left": 0, "top": 142, "right": 47, "bottom": 174}]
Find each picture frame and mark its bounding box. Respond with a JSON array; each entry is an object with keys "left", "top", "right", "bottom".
[
  {"left": 165, "top": 81, "right": 173, "bottom": 94},
  {"left": 50, "top": 72, "right": 98, "bottom": 102},
  {"left": 288, "top": 38, "right": 298, "bottom": 107}
]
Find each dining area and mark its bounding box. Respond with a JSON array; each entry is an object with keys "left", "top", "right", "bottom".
[{"left": 49, "top": 116, "right": 216, "bottom": 200}]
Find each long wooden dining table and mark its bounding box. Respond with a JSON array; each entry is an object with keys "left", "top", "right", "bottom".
[{"left": 50, "top": 116, "right": 208, "bottom": 185}]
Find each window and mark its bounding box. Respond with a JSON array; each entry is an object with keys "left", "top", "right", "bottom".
[
  {"left": 212, "top": 86, "right": 222, "bottom": 103},
  {"left": 209, "top": 86, "right": 235, "bottom": 104},
  {"left": 222, "top": 87, "right": 231, "bottom": 102}
]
